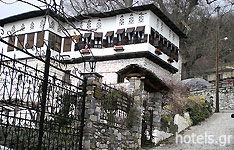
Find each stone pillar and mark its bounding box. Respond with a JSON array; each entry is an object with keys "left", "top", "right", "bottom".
[
  {"left": 81, "top": 73, "right": 103, "bottom": 150},
  {"left": 148, "top": 92, "right": 162, "bottom": 129},
  {"left": 128, "top": 76, "right": 145, "bottom": 147}
]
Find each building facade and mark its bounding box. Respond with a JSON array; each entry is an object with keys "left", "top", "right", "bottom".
[
  {"left": 0, "top": 4, "right": 188, "bottom": 147},
  {"left": 0, "top": 4, "right": 185, "bottom": 89}
]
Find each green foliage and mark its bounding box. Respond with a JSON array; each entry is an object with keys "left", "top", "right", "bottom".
[
  {"left": 160, "top": 114, "right": 178, "bottom": 134},
  {"left": 54, "top": 93, "right": 76, "bottom": 126},
  {"left": 186, "top": 96, "right": 212, "bottom": 125},
  {"left": 124, "top": 106, "right": 139, "bottom": 129}
]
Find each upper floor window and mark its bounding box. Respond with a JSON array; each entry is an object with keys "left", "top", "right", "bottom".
[
  {"left": 49, "top": 32, "right": 62, "bottom": 52},
  {"left": 129, "top": 14, "right": 134, "bottom": 24},
  {"left": 171, "top": 45, "right": 178, "bottom": 62},
  {"left": 135, "top": 26, "right": 145, "bottom": 43},
  {"left": 119, "top": 15, "right": 124, "bottom": 26},
  {"left": 49, "top": 20, "right": 55, "bottom": 29},
  {"left": 36, "top": 31, "right": 44, "bottom": 48},
  {"left": 11, "top": 25, "right": 15, "bottom": 33},
  {"left": 150, "top": 27, "right": 160, "bottom": 48},
  {"left": 26, "top": 33, "right": 35, "bottom": 49},
  {"left": 7, "top": 36, "right": 15, "bottom": 52},
  {"left": 17, "top": 34, "right": 25, "bottom": 50},
  {"left": 63, "top": 37, "right": 72, "bottom": 52},
  {"left": 161, "top": 22, "right": 164, "bottom": 32},
  {"left": 80, "top": 22, "right": 83, "bottom": 29},
  {"left": 96, "top": 19, "right": 102, "bottom": 29},
  {"left": 94, "top": 32, "right": 103, "bottom": 48},
  {"left": 138, "top": 12, "right": 144, "bottom": 23},
  {"left": 126, "top": 27, "right": 135, "bottom": 44},
  {"left": 87, "top": 20, "right": 91, "bottom": 30},
  {"left": 105, "top": 31, "right": 114, "bottom": 47},
  {"left": 84, "top": 33, "right": 92, "bottom": 45},
  {"left": 169, "top": 30, "right": 172, "bottom": 38},
  {"left": 58, "top": 24, "right": 62, "bottom": 33},
  {"left": 40, "top": 18, "right": 46, "bottom": 28},
  {"left": 30, "top": 22, "right": 34, "bottom": 30},
  {"left": 156, "top": 18, "right": 160, "bottom": 28},
  {"left": 116, "top": 29, "right": 125, "bottom": 45},
  {"left": 21, "top": 24, "right": 25, "bottom": 31}
]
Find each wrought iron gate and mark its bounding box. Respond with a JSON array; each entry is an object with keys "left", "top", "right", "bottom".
[
  {"left": 141, "top": 100, "right": 153, "bottom": 147},
  {"left": 0, "top": 37, "right": 87, "bottom": 149}
]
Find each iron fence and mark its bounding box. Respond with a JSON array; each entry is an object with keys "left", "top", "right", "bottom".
[
  {"left": 0, "top": 37, "right": 87, "bottom": 149},
  {"left": 99, "top": 84, "right": 133, "bottom": 127}
]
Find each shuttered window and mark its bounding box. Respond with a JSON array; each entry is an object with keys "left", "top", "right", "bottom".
[
  {"left": 17, "top": 34, "right": 25, "bottom": 50},
  {"left": 63, "top": 37, "right": 72, "bottom": 52},
  {"left": 26, "top": 33, "right": 35, "bottom": 49},
  {"left": 7, "top": 36, "right": 15, "bottom": 52},
  {"left": 94, "top": 32, "right": 103, "bottom": 48},
  {"left": 116, "top": 29, "right": 125, "bottom": 45},
  {"left": 56, "top": 36, "right": 62, "bottom": 52},
  {"left": 105, "top": 31, "right": 114, "bottom": 47},
  {"left": 36, "top": 31, "right": 44, "bottom": 48},
  {"left": 49, "top": 32, "right": 62, "bottom": 52}
]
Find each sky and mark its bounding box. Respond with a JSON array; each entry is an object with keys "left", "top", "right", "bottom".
[
  {"left": 0, "top": 0, "right": 231, "bottom": 20},
  {"left": 0, "top": 0, "right": 61, "bottom": 20}
]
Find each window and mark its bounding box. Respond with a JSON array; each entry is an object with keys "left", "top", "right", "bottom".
[
  {"left": 138, "top": 12, "right": 144, "bottom": 23},
  {"left": 162, "top": 38, "right": 170, "bottom": 56},
  {"left": 56, "top": 36, "right": 62, "bottom": 52},
  {"left": 7, "top": 36, "right": 15, "bottom": 52},
  {"left": 150, "top": 28, "right": 155, "bottom": 45},
  {"left": 94, "top": 32, "right": 103, "bottom": 48},
  {"left": 49, "top": 32, "right": 62, "bottom": 52},
  {"left": 105, "top": 31, "right": 114, "bottom": 47},
  {"left": 171, "top": 45, "right": 178, "bottom": 62},
  {"left": 96, "top": 19, "right": 102, "bottom": 29},
  {"left": 84, "top": 33, "right": 91, "bottom": 45},
  {"left": 30, "top": 22, "right": 34, "bottom": 30},
  {"left": 161, "top": 22, "right": 164, "bottom": 32},
  {"left": 169, "top": 30, "right": 172, "bottom": 38},
  {"left": 26, "top": 33, "right": 35, "bottom": 49},
  {"left": 63, "top": 37, "right": 72, "bottom": 52},
  {"left": 150, "top": 28, "right": 160, "bottom": 48},
  {"left": 129, "top": 14, "right": 134, "bottom": 24},
  {"left": 116, "top": 29, "right": 125, "bottom": 45},
  {"left": 119, "top": 15, "right": 124, "bottom": 26},
  {"left": 135, "top": 26, "right": 145, "bottom": 43},
  {"left": 126, "top": 27, "right": 135, "bottom": 44},
  {"left": 21, "top": 24, "right": 25, "bottom": 31},
  {"left": 36, "top": 31, "right": 44, "bottom": 48},
  {"left": 87, "top": 20, "right": 91, "bottom": 30},
  {"left": 40, "top": 18, "right": 45, "bottom": 28},
  {"left": 156, "top": 18, "right": 159, "bottom": 28},
  {"left": 11, "top": 25, "right": 15, "bottom": 33},
  {"left": 49, "top": 20, "right": 55, "bottom": 29},
  {"left": 62, "top": 70, "right": 71, "bottom": 85},
  {"left": 17, "top": 34, "right": 25, "bottom": 50}
]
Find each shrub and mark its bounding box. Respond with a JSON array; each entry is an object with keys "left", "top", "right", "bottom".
[{"left": 186, "top": 95, "right": 212, "bottom": 125}]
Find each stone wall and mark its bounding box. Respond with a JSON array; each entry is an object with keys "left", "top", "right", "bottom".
[
  {"left": 67, "top": 57, "right": 176, "bottom": 86},
  {"left": 191, "top": 79, "right": 234, "bottom": 111},
  {"left": 82, "top": 73, "right": 140, "bottom": 150}
]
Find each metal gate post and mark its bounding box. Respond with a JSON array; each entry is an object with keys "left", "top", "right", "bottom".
[
  {"left": 79, "top": 77, "right": 87, "bottom": 150},
  {"left": 37, "top": 48, "right": 51, "bottom": 150}
]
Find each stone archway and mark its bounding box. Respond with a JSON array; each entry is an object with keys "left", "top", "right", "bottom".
[{"left": 117, "top": 64, "right": 169, "bottom": 146}]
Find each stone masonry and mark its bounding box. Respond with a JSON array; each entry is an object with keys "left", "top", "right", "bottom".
[{"left": 82, "top": 73, "right": 142, "bottom": 150}]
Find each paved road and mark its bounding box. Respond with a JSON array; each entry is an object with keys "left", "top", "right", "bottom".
[{"left": 143, "top": 113, "right": 234, "bottom": 150}]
